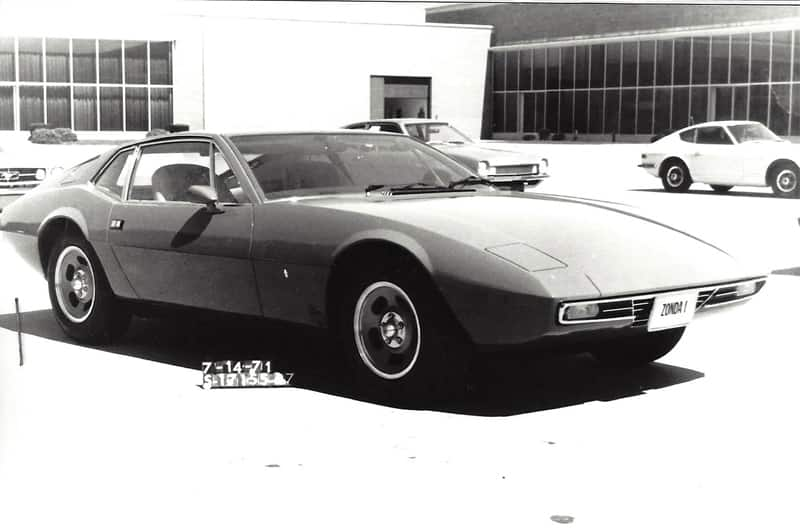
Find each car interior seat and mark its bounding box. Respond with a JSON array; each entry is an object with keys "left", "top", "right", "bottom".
[{"left": 151, "top": 164, "right": 210, "bottom": 202}]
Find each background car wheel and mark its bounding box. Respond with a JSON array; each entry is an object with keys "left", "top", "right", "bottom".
[
  {"left": 769, "top": 162, "right": 800, "bottom": 198},
  {"left": 661, "top": 160, "right": 692, "bottom": 192},
  {"left": 337, "top": 264, "right": 472, "bottom": 405},
  {"left": 710, "top": 185, "right": 733, "bottom": 193},
  {"left": 47, "top": 235, "right": 131, "bottom": 344},
  {"left": 590, "top": 327, "right": 685, "bottom": 367}
]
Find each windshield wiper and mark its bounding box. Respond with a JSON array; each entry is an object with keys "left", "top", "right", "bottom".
[
  {"left": 365, "top": 181, "right": 474, "bottom": 195},
  {"left": 448, "top": 176, "right": 495, "bottom": 188}
]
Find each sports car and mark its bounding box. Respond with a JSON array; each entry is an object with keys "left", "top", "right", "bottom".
[
  {"left": 640, "top": 120, "right": 800, "bottom": 197},
  {"left": 0, "top": 131, "right": 766, "bottom": 401},
  {"left": 343, "top": 118, "right": 549, "bottom": 188}
]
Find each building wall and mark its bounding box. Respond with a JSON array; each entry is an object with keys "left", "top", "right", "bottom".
[
  {"left": 0, "top": 2, "right": 491, "bottom": 142},
  {"left": 199, "top": 16, "right": 490, "bottom": 138},
  {"left": 427, "top": 3, "right": 800, "bottom": 45}
]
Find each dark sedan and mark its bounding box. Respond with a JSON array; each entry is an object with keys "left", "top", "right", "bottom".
[{"left": 0, "top": 131, "right": 766, "bottom": 401}]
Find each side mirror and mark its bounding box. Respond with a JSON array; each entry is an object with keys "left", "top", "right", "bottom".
[{"left": 187, "top": 185, "right": 224, "bottom": 214}]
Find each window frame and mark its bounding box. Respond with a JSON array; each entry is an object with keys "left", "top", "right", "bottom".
[
  {"left": 694, "top": 125, "right": 735, "bottom": 145},
  {"left": 115, "top": 138, "right": 256, "bottom": 205},
  {"left": 92, "top": 147, "right": 137, "bottom": 200}
]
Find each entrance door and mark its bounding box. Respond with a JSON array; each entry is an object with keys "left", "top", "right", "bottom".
[{"left": 370, "top": 76, "right": 431, "bottom": 119}]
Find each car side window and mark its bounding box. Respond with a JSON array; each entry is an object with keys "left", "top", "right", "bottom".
[
  {"left": 129, "top": 141, "right": 212, "bottom": 202},
  {"left": 95, "top": 149, "right": 135, "bottom": 198},
  {"left": 679, "top": 129, "right": 695, "bottom": 143},
  {"left": 379, "top": 123, "right": 403, "bottom": 133},
  {"left": 695, "top": 126, "right": 732, "bottom": 145}
]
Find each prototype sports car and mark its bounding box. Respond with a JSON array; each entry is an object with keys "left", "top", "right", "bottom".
[
  {"left": 640, "top": 120, "right": 800, "bottom": 197},
  {"left": 0, "top": 131, "right": 766, "bottom": 400},
  {"left": 343, "top": 118, "right": 549, "bottom": 188}
]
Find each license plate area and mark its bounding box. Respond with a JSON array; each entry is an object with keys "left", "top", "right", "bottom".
[{"left": 648, "top": 291, "right": 697, "bottom": 331}]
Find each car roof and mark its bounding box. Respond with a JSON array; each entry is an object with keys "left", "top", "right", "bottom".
[
  {"left": 684, "top": 120, "right": 760, "bottom": 129},
  {"left": 354, "top": 118, "right": 449, "bottom": 125},
  {"left": 116, "top": 129, "right": 401, "bottom": 149}
]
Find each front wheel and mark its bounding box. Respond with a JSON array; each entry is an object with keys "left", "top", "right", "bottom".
[
  {"left": 47, "top": 235, "right": 131, "bottom": 344},
  {"left": 770, "top": 163, "right": 800, "bottom": 198},
  {"left": 590, "top": 327, "right": 685, "bottom": 367},
  {"left": 661, "top": 161, "right": 692, "bottom": 192},
  {"left": 338, "top": 267, "right": 472, "bottom": 404}
]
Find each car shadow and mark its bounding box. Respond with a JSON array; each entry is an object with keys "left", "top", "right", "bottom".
[
  {"left": 0, "top": 309, "right": 704, "bottom": 417},
  {"left": 631, "top": 188, "right": 775, "bottom": 198}
]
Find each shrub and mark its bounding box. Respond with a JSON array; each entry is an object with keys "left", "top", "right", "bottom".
[
  {"left": 146, "top": 129, "right": 170, "bottom": 138},
  {"left": 167, "top": 123, "right": 190, "bottom": 133},
  {"left": 53, "top": 128, "right": 78, "bottom": 143},
  {"left": 30, "top": 128, "right": 61, "bottom": 144},
  {"left": 522, "top": 133, "right": 538, "bottom": 141},
  {"left": 551, "top": 132, "right": 565, "bottom": 141},
  {"left": 537, "top": 128, "right": 551, "bottom": 141}
]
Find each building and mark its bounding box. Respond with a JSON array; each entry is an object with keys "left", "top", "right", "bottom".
[
  {"left": 0, "top": 1, "right": 492, "bottom": 142},
  {"left": 427, "top": 3, "right": 800, "bottom": 140}
]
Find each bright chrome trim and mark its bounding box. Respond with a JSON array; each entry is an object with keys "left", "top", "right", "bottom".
[{"left": 557, "top": 277, "right": 766, "bottom": 326}]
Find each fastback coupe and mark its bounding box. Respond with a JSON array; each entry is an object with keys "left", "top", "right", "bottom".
[
  {"left": 0, "top": 131, "right": 766, "bottom": 401},
  {"left": 640, "top": 120, "right": 800, "bottom": 197},
  {"left": 343, "top": 118, "right": 549, "bottom": 188}
]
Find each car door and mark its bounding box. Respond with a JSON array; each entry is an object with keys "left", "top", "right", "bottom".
[
  {"left": 687, "top": 126, "right": 740, "bottom": 184},
  {"left": 107, "top": 138, "right": 261, "bottom": 315}
]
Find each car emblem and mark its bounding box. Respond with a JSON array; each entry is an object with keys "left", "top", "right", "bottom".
[{"left": 1, "top": 171, "right": 20, "bottom": 181}]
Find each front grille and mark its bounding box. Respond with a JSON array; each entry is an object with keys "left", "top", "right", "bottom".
[
  {"left": 0, "top": 167, "right": 39, "bottom": 184},
  {"left": 558, "top": 278, "right": 766, "bottom": 327},
  {"left": 494, "top": 164, "right": 537, "bottom": 176},
  {"left": 632, "top": 298, "right": 654, "bottom": 327}
]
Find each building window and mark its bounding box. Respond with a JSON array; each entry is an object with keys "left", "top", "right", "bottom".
[
  {"left": 674, "top": 38, "right": 691, "bottom": 85},
  {"left": 0, "top": 37, "right": 173, "bottom": 132},
  {"left": 692, "top": 37, "right": 710, "bottom": 86},
  {"left": 710, "top": 35, "right": 730, "bottom": 84},
  {"left": 606, "top": 43, "right": 621, "bottom": 88},
  {"left": 730, "top": 33, "right": 749, "bottom": 84},
  {"left": 621, "top": 41, "right": 637, "bottom": 87},
  {"left": 546, "top": 48, "right": 560, "bottom": 90},
  {"left": 772, "top": 31, "right": 792, "bottom": 83},
  {"left": 655, "top": 40, "right": 673, "bottom": 86},
  {"left": 590, "top": 45, "right": 605, "bottom": 89},
  {"left": 506, "top": 50, "right": 519, "bottom": 91},
  {"left": 575, "top": 46, "right": 590, "bottom": 89},
  {"left": 560, "top": 47, "right": 575, "bottom": 90},
  {"left": 520, "top": 49, "right": 533, "bottom": 91}
]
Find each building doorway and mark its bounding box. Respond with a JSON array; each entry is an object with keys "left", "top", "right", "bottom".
[{"left": 370, "top": 76, "right": 431, "bottom": 119}]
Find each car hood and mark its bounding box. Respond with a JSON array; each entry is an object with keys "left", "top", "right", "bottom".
[
  {"left": 432, "top": 143, "right": 543, "bottom": 165},
  {"left": 309, "top": 192, "right": 756, "bottom": 297}
]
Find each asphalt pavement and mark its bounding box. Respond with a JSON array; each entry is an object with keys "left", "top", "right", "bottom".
[{"left": 1, "top": 143, "right": 799, "bottom": 528}]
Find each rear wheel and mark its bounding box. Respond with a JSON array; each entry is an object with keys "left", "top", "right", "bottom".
[
  {"left": 590, "top": 327, "right": 685, "bottom": 367},
  {"left": 47, "top": 235, "right": 131, "bottom": 344},
  {"left": 770, "top": 163, "right": 800, "bottom": 198},
  {"left": 661, "top": 160, "right": 692, "bottom": 192},
  {"left": 337, "top": 265, "right": 472, "bottom": 404},
  {"left": 710, "top": 185, "right": 733, "bottom": 193}
]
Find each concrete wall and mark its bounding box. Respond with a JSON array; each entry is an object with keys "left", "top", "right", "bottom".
[{"left": 199, "top": 16, "right": 491, "bottom": 138}]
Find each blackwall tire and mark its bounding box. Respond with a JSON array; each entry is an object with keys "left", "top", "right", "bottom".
[
  {"left": 661, "top": 161, "right": 692, "bottom": 192},
  {"left": 590, "top": 327, "right": 685, "bottom": 367},
  {"left": 770, "top": 163, "right": 800, "bottom": 198},
  {"left": 47, "top": 235, "right": 131, "bottom": 344},
  {"left": 337, "top": 266, "right": 472, "bottom": 405}
]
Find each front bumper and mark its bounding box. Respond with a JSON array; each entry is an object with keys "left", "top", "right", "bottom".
[{"left": 557, "top": 277, "right": 767, "bottom": 328}]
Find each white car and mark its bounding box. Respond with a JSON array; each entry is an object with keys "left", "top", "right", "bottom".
[
  {"left": 640, "top": 120, "right": 800, "bottom": 198},
  {"left": 343, "top": 119, "right": 549, "bottom": 188}
]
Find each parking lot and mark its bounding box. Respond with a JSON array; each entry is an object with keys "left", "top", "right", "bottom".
[{"left": 1, "top": 142, "right": 799, "bottom": 528}]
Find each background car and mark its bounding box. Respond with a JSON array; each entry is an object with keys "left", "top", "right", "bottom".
[
  {"left": 343, "top": 118, "right": 549, "bottom": 188},
  {"left": 640, "top": 120, "right": 800, "bottom": 198},
  {"left": 0, "top": 131, "right": 766, "bottom": 403}
]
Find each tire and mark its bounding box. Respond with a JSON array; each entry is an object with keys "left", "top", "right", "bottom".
[
  {"left": 769, "top": 162, "right": 800, "bottom": 198},
  {"left": 590, "top": 327, "right": 685, "bottom": 368},
  {"left": 661, "top": 160, "right": 692, "bottom": 192},
  {"left": 47, "top": 234, "right": 131, "bottom": 344},
  {"left": 337, "top": 264, "right": 472, "bottom": 405},
  {"left": 710, "top": 185, "right": 733, "bottom": 193}
]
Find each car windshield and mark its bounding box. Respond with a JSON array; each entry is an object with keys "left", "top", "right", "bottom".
[
  {"left": 404, "top": 123, "right": 472, "bottom": 145},
  {"left": 728, "top": 123, "right": 782, "bottom": 143},
  {"left": 227, "top": 133, "right": 475, "bottom": 199}
]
